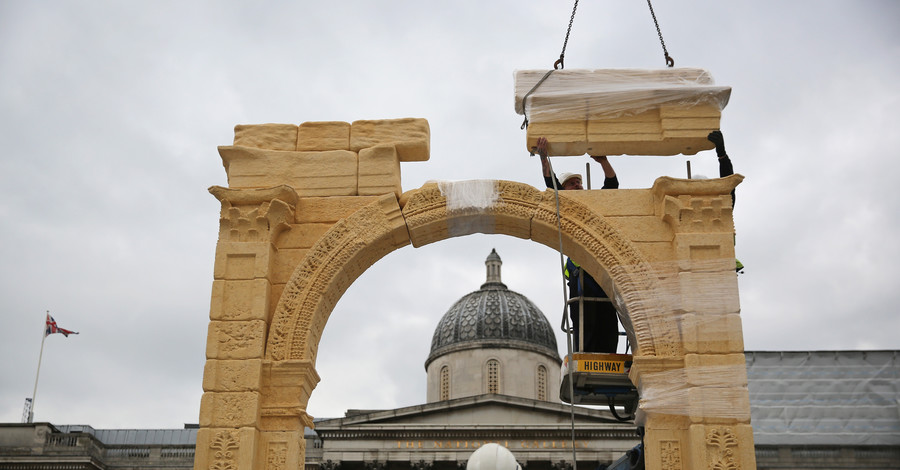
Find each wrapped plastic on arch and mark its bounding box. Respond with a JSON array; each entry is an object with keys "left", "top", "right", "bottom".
[
  {"left": 601, "top": 258, "right": 749, "bottom": 422},
  {"left": 514, "top": 68, "right": 731, "bottom": 156},
  {"left": 437, "top": 180, "right": 502, "bottom": 238}
]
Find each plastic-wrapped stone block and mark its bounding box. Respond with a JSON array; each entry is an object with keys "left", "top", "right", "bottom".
[{"left": 515, "top": 68, "right": 731, "bottom": 156}]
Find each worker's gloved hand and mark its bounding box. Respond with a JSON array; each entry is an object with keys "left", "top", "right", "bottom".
[{"left": 707, "top": 130, "right": 726, "bottom": 157}]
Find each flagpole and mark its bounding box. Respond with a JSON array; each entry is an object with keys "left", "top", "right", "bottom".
[{"left": 29, "top": 311, "right": 48, "bottom": 423}]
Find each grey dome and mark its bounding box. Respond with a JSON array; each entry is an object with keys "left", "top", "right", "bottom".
[{"left": 425, "top": 250, "right": 560, "bottom": 367}]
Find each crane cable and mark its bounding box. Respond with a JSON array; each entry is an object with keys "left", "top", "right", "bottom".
[
  {"left": 520, "top": 0, "right": 580, "bottom": 130},
  {"left": 544, "top": 156, "right": 580, "bottom": 470},
  {"left": 646, "top": 0, "right": 674, "bottom": 67},
  {"left": 554, "top": 0, "right": 580, "bottom": 70}
]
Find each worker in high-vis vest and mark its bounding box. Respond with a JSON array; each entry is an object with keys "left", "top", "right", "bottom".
[
  {"left": 535, "top": 137, "right": 621, "bottom": 353},
  {"left": 564, "top": 259, "right": 620, "bottom": 353}
]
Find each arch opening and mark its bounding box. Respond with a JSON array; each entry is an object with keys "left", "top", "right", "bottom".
[{"left": 267, "top": 180, "right": 674, "bottom": 369}]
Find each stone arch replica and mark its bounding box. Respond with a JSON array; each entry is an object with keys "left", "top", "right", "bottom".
[{"left": 196, "top": 119, "right": 753, "bottom": 470}]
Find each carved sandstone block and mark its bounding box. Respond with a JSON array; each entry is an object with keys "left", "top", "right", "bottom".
[
  {"left": 526, "top": 119, "right": 587, "bottom": 156},
  {"left": 209, "top": 279, "right": 271, "bottom": 321},
  {"left": 258, "top": 431, "right": 304, "bottom": 470},
  {"left": 358, "top": 144, "right": 401, "bottom": 197},
  {"left": 677, "top": 270, "right": 740, "bottom": 314},
  {"left": 683, "top": 353, "right": 748, "bottom": 387},
  {"left": 403, "top": 181, "right": 541, "bottom": 248},
  {"left": 199, "top": 392, "right": 261, "bottom": 427},
  {"left": 605, "top": 215, "right": 674, "bottom": 243},
  {"left": 213, "top": 242, "right": 276, "bottom": 281},
  {"left": 272, "top": 247, "right": 308, "bottom": 285},
  {"left": 682, "top": 313, "right": 745, "bottom": 354},
  {"left": 218, "top": 146, "right": 358, "bottom": 196},
  {"left": 234, "top": 124, "right": 299, "bottom": 151},
  {"left": 206, "top": 320, "right": 267, "bottom": 360},
  {"left": 295, "top": 196, "right": 382, "bottom": 224},
  {"left": 673, "top": 233, "right": 736, "bottom": 273},
  {"left": 277, "top": 223, "right": 332, "bottom": 249},
  {"left": 560, "top": 188, "right": 655, "bottom": 216},
  {"left": 632, "top": 241, "right": 678, "bottom": 264},
  {"left": 688, "top": 424, "right": 756, "bottom": 468},
  {"left": 195, "top": 428, "right": 259, "bottom": 470},
  {"left": 203, "top": 359, "right": 263, "bottom": 392},
  {"left": 260, "top": 360, "right": 320, "bottom": 410},
  {"left": 296, "top": 121, "right": 350, "bottom": 151},
  {"left": 350, "top": 118, "right": 430, "bottom": 162},
  {"left": 515, "top": 69, "right": 730, "bottom": 156}
]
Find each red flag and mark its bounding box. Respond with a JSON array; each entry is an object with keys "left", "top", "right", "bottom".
[{"left": 45, "top": 314, "right": 78, "bottom": 337}]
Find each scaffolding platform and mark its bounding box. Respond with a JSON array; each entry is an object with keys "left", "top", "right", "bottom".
[{"left": 560, "top": 353, "right": 639, "bottom": 418}]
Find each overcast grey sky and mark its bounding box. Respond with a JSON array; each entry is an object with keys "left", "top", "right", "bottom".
[{"left": 1, "top": 1, "right": 898, "bottom": 429}]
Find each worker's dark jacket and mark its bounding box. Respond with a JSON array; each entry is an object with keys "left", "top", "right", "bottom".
[{"left": 546, "top": 172, "right": 619, "bottom": 353}]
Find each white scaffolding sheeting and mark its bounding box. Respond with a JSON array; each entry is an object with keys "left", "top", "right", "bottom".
[{"left": 746, "top": 350, "right": 900, "bottom": 446}]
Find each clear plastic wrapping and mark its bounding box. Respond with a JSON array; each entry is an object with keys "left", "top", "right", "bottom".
[
  {"left": 515, "top": 68, "right": 732, "bottom": 156},
  {"left": 515, "top": 68, "right": 731, "bottom": 122},
  {"left": 438, "top": 180, "right": 501, "bottom": 211},
  {"left": 437, "top": 180, "right": 502, "bottom": 238},
  {"left": 596, "top": 258, "right": 746, "bottom": 420}
]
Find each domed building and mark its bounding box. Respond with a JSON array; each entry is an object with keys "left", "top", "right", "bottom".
[
  {"left": 425, "top": 249, "right": 561, "bottom": 403},
  {"left": 305, "top": 250, "right": 640, "bottom": 470}
]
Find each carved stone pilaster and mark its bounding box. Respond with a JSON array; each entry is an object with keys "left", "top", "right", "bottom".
[
  {"left": 259, "top": 360, "right": 319, "bottom": 431},
  {"left": 652, "top": 176, "right": 741, "bottom": 232},
  {"left": 209, "top": 185, "right": 299, "bottom": 244}
]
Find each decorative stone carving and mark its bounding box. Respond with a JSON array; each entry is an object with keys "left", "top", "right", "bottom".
[
  {"left": 660, "top": 440, "right": 682, "bottom": 470},
  {"left": 207, "top": 321, "right": 267, "bottom": 360},
  {"left": 209, "top": 430, "right": 240, "bottom": 470},
  {"left": 210, "top": 185, "right": 298, "bottom": 244},
  {"left": 259, "top": 360, "right": 318, "bottom": 431},
  {"left": 706, "top": 427, "right": 738, "bottom": 470},
  {"left": 266, "top": 441, "right": 287, "bottom": 470}
]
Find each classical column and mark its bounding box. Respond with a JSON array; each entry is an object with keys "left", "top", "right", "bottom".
[
  {"left": 196, "top": 185, "right": 300, "bottom": 470},
  {"left": 629, "top": 175, "right": 755, "bottom": 470}
]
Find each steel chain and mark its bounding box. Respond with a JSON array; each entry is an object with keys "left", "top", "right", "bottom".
[{"left": 646, "top": 0, "right": 674, "bottom": 67}]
